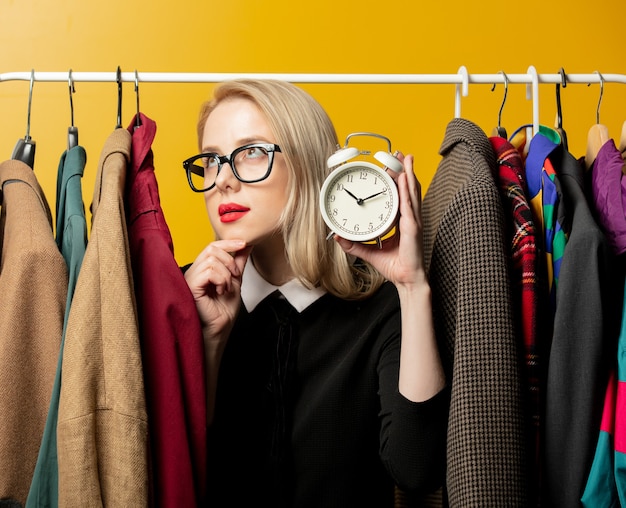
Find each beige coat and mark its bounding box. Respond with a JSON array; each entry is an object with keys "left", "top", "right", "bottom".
[
  {"left": 0, "top": 160, "right": 67, "bottom": 505},
  {"left": 57, "top": 128, "right": 148, "bottom": 507}
]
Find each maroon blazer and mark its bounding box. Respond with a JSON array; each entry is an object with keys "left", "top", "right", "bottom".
[{"left": 125, "top": 113, "right": 207, "bottom": 506}]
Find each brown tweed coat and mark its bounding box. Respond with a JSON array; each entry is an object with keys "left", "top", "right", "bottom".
[
  {"left": 0, "top": 161, "right": 68, "bottom": 506},
  {"left": 422, "top": 118, "right": 529, "bottom": 507},
  {"left": 57, "top": 128, "right": 148, "bottom": 507}
]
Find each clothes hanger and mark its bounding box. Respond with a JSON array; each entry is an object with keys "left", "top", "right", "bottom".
[
  {"left": 11, "top": 69, "right": 36, "bottom": 169},
  {"left": 619, "top": 122, "right": 626, "bottom": 160},
  {"left": 585, "top": 71, "right": 610, "bottom": 170},
  {"left": 554, "top": 68, "right": 568, "bottom": 151},
  {"left": 115, "top": 66, "right": 123, "bottom": 129},
  {"left": 526, "top": 65, "right": 539, "bottom": 138},
  {"left": 68, "top": 69, "right": 79, "bottom": 150},
  {"left": 490, "top": 71, "right": 508, "bottom": 138},
  {"left": 454, "top": 65, "right": 468, "bottom": 119},
  {"left": 134, "top": 69, "right": 142, "bottom": 130}
]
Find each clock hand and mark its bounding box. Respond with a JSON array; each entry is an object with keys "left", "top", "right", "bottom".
[
  {"left": 361, "top": 191, "right": 386, "bottom": 202},
  {"left": 343, "top": 188, "right": 364, "bottom": 205}
]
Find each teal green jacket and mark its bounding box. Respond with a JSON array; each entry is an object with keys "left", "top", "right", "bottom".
[{"left": 26, "top": 145, "right": 87, "bottom": 508}]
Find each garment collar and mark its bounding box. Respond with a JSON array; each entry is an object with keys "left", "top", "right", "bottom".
[
  {"left": 241, "top": 260, "right": 326, "bottom": 313},
  {"left": 438, "top": 117, "right": 495, "bottom": 163}
]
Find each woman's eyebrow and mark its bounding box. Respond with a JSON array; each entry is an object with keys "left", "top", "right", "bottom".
[{"left": 201, "top": 137, "right": 271, "bottom": 153}]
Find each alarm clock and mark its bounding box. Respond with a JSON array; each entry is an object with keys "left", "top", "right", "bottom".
[{"left": 319, "top": 132, "right": 403, "bottom": 245}]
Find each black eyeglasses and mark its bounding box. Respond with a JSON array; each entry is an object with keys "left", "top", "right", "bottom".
[{"left": 182, "top": 143, "right": 282, "bottom": 192}]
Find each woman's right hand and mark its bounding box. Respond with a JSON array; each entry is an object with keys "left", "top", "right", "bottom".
[{"left": 184, "top": 239, "right": 252, "bottom": 340}]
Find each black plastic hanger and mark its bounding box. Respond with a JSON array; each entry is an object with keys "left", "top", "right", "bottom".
[
  {"left": 490, "top": 71, "right": 508, "bottom": 138},
  {"left": 116, "top": 66, "right": 123, "bottom": 129},
  {"left": 11, "top": 69, "right": 36, "bottom": 169},
  {"left": 555, "top": 68, "right": 568, "bottom": 151},
  {"left": 68, "top": 69, "right": 78, "bottom": 150},
  {"left": 134, "top": 70, "right": 142, "bottom": 131}
]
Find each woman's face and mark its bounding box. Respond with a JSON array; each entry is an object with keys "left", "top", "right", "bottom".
[{"left": 201, "top": 97, "right": 289, "bottom": 246}]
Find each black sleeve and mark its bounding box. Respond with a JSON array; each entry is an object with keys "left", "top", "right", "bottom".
[{"left": 375, "top": 283, "right": 450, "bottom": 494}]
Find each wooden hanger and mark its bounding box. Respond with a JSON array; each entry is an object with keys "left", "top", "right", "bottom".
[
  {"left": 618, "top": 121, "right": 626, "bottom": 175},
  {"left": 618, "top": 121, "right": 626, "bottom": 158},
  {"left": 585, "top": 71, "right": 610, "bottom": 170},
  {"left": 585, "top": 124, "right": 610, "bottom": 169}
]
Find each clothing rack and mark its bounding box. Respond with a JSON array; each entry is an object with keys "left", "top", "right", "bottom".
[
  {"left": 3, "top": 68, "right": 626, "bottom": 85},
  {"left": 2, "top": 67, "right": 626, "bottom": 136}
]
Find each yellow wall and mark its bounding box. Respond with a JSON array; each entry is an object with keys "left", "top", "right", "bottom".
[{"left": 1, "top": 0, "right": 625, "bottom": 264}]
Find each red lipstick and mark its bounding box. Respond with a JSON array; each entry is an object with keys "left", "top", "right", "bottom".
[{"left": 218, "top": 203, "right": 250, "bottom": 223}]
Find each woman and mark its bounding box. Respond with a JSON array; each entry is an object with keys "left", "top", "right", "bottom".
[{"left": 183, "top": 79, "right": 449, "bottom": 507}]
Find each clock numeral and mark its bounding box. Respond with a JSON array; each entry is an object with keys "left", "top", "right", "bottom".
[{"left": 321, "top": 163, "right": 399, "bottom": 241}]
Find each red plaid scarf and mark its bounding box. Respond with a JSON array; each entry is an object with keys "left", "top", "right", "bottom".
[{"left": 490, "top": 135, "right": 542, "bottom": 505}]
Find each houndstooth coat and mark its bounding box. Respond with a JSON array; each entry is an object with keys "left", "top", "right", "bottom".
[{"left": 422, "top": 118, "right": 529, "bottom": 507}]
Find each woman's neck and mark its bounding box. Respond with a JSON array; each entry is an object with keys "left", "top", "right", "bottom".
[{"left": 250, "top": 235, "right": 293, "bottom": 286}]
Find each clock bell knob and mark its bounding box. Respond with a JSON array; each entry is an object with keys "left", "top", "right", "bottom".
[
  {"left": 327, "top": 146, "right": 360, "bottom": 168},
  {"left": 374, "top": 151, "right": 403, "bottom": 173}
]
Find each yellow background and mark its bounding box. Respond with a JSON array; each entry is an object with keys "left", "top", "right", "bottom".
[{"left": 1, "top": 0, "right": 625, "bottom": 265}]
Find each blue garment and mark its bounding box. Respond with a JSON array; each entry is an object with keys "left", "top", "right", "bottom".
[{"left": 26, "top": 146, "right": 87, "bottom": 508}]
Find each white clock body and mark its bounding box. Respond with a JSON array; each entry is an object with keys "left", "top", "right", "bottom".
[{"left": 319, "top": 161, "right": 399, "bottom": 242}]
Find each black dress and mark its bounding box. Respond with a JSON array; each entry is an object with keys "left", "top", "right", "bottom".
[{"left": 206, "top": 281, "right": 449, "bottom": 508}]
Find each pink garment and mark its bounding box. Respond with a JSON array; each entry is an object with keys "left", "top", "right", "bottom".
[{"left": 126, "top": 113, "right": 207, "bottom": 507}]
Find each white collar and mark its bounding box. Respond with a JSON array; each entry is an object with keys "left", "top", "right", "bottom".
[{"left": 241, "top": 260, "right": 326, "bottom": 313}]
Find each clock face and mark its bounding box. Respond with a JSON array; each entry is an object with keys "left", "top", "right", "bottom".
[{"left": 319, "top": 161, "right": 399, "bottom": 242}]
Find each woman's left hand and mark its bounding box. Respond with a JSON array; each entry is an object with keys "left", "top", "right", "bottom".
[{"left": 334, "top": 152, "right": 427, "bottom": 289}]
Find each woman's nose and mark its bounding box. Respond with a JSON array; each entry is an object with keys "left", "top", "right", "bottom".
[{"left": 213, "top": 160, "right": 239, "bottom": 191}]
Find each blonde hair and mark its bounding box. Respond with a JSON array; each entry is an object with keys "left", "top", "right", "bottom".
[{"left": 197, "top": 79, "right": 385, "bottom": 300}]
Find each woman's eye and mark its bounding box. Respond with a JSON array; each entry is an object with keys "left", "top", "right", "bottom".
[{"left": 246, "top": 147, "right": 267, "bottom": 159}]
